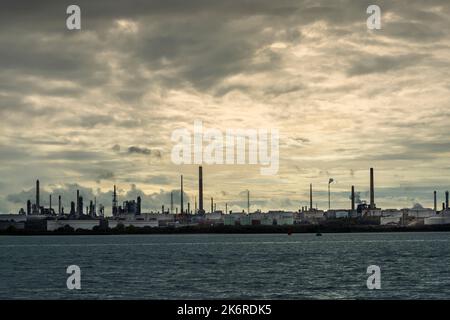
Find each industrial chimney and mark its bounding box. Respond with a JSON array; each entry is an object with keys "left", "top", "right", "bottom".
[
  {"left": 27, "top": 200, "right": 31, "bottom": 216},
  {"left": 247, "top": 190, "right": 250, "bottom": 214},
  {"left": 210, "top": 197, "right": 213, "bottom": 213},
  {"left": 199, "top": 166, "right": 204, "bottom": 214},
  {"left": 351, "top": 185, "right": 355, "bottom": 213},
  {"left": 36, "top": 179, "right": 40, "bottom": 210},
  {"left": 446, "top": 191, "right": 449, "bottom": 210},
  {"left": 137, "top": 196, "right": 141, "bottom": 215},
  {"left": 76, "top": 189, "right": 80, "bottom": 216},
  {"left": 112, "top": 185, "right": 118, "bottom": 216},
  {"left": 180, "top": 175, "right": 184, "bottom": 214},
  {"left": 369, "top": 168, "right": 375, "bottom": 209},
  {"left": 309, "top": 183, "right": 313, "bottom": 211},
  {"left": 434, "top": 191, "right": 437, "bottom": 212}
]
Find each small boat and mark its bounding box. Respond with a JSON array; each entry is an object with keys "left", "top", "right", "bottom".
[
  {"left": 316, "top": 232, "right": 322, "bottom": 236},
  {"left": 287, "top": 228, "right": 292, "bottom": 236}
]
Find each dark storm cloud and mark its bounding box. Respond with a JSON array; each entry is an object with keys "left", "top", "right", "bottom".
[
  {"left": 1, "top": 0, "right": 448, "bottom": 98},
  {"left": 356, "top": 138, "right": 450, "bottom": 162},
  {"left": 385, "top": 21, "right": 446, "bottom": 42},
  {"left": 0, "top": 94, "right": 61, "bottom": 117},
  {"left": 128, "top": 146, "right": 151, "bottom": 155},
  {"left": 347, "top": 53, "right": 428, "bottom": 76},
  {"left": 111, "top": 144, "right": 121, "bottom": 152},
  {"left": 71, "top": 114, "right": 115, "bottom": 128},
  {"left": 1, "top": 0, "right": 449, "bottom": 213},
  {"left": 96, "top": 170, "right": 115, "bottom": 182}
]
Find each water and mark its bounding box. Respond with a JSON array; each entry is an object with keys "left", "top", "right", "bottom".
[{"left": 1, "top": 232, "right": 450, "bottom": 299}]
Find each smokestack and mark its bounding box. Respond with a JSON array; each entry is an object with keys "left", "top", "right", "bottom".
[
  {"left": 226, "top": 203, "right": 228, "bottom": 214},
  {"left": 79, "top": 196, "right": 83, "bottom": 215},
  {"left": 112, "top": 185, "right": 118, "bottom": 216},
  {"left": 434, "top": 191, "right": 437, "bottom": 212},
  {"left": 58, "top": 195, "right": 61, "bottom": 215},
  {"left": 27, "top": 200, "right": 31, "bottom": 216},
  {"left": 195, "top": 196, "right": 197, "bottom": 214},
  {"left": 170, "top": 192, "right": 174, "bottom": 214},
  {"left": 446, "top": 191, "right": 449, "bottom": 210},
  {"left": 188, "top": 202, "right": 190, "bottom": 214},
  {"left": 137, "top": 196, "right": 141, "bottom": 215},
  {"left": 36, "top": 179, "right": 40, "bottom": 210},
  {"left": 210, "top": 197, "right": 214, "bottom": 213},
  {"left": 49, "top": 194, "right": 52, "bottom": 213},
  {"left": 309, "top": 183, "right": 312, "bottom": 211},
  {"left": 180, "top": 175, "right": 184, "bottom": 214},
  {"left": 369, "top": 168, "right": 375, "bottom": 209},
  {"left": 247, "top": 190, "right": 250, "bottom": 214},
  {"left": 199, "top": 166, "right": 204, "bottom": 214},
  {"left": 76, "top": 189, "right": 80, "bottom": 216},
  {"left": 351, "top": 185, "right": 355, "bottom": 213}
]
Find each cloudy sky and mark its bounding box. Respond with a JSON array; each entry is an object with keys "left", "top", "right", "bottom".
[{"left": 1, "top": 0, "right": 450, "bottom": 214}]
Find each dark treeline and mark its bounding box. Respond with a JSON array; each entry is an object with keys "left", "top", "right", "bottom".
[{"left": 2, "top": 223, "right": 450, "bottom": 236}]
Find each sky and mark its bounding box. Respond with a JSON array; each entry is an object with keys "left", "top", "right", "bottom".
[{"left": 1, "top": 0, "right": 450, "bottom": 214}]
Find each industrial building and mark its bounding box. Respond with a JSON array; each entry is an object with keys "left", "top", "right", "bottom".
[{"left": 3, "top": 166, "right": 450, "bottom": 232}]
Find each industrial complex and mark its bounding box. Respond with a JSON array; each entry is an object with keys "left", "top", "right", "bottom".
[{"left": 1, "top": 167, "right": 450, "bottom": 232}]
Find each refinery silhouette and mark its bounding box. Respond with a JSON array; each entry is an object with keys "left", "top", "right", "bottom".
[{"left": 2, "top": 166, "right": 450, "bottom": 232}]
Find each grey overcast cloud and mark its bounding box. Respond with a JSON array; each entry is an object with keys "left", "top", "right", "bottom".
[{"left": 0, "top": 0, "right": 450, "bottom": 214}]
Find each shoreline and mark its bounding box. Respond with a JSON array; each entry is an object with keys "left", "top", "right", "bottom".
[{"left": 2, "top": 224, "right": 450, "bottom": 236}]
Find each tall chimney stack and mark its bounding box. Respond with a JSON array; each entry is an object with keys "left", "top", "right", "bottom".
[
  {"left": 36, "top": 179, "right": 40, "bottom": 210},
  {"left": 434, "top": 191, "right": 437, "bottom": 212},
  {"left": 446, "top": 191, "right": 449, "bottom": 210},
  {"left": 199, "top": 166, "right": 204, "bottom": 214},
  {"left": 247, "top": 190, "right": 250, "bottom": 214},
  {"left": 211, "top": 197, "right": 213, "bottom": 213},
  {"left": 170, "top": 192, "right": 174, "bottom": 214},
  {"left": 309, "top": 183, "right": 312, "bottom": 211},
  {"left": 27, "top": 200, "right": 31, "bottom": 216},
  {"left": 137, "top": 196, "right": 141, "bottom": 215},
  {"left": 180, "top": 175, "right": 184, "bottom": 214},
  {"left": 351, "top": 185, "right": 355, "bottom": 213},
  {"left": 76, "top": 189, "right": 80, "bottom": 216},
  {"left": 369, "top": 168, "right": 375, "bottom": 209},
  {"left": 49, "top": 194, "right": 52, "bottom": 213},
  {"left": 112, "top": 185, "right": 118, "bottom": 216},
  {"left": 58, "top": 195, "right": 62, "bottom": 215},
  {"left": 195, "top": 196, "right": 197, "bottom": 214}
]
